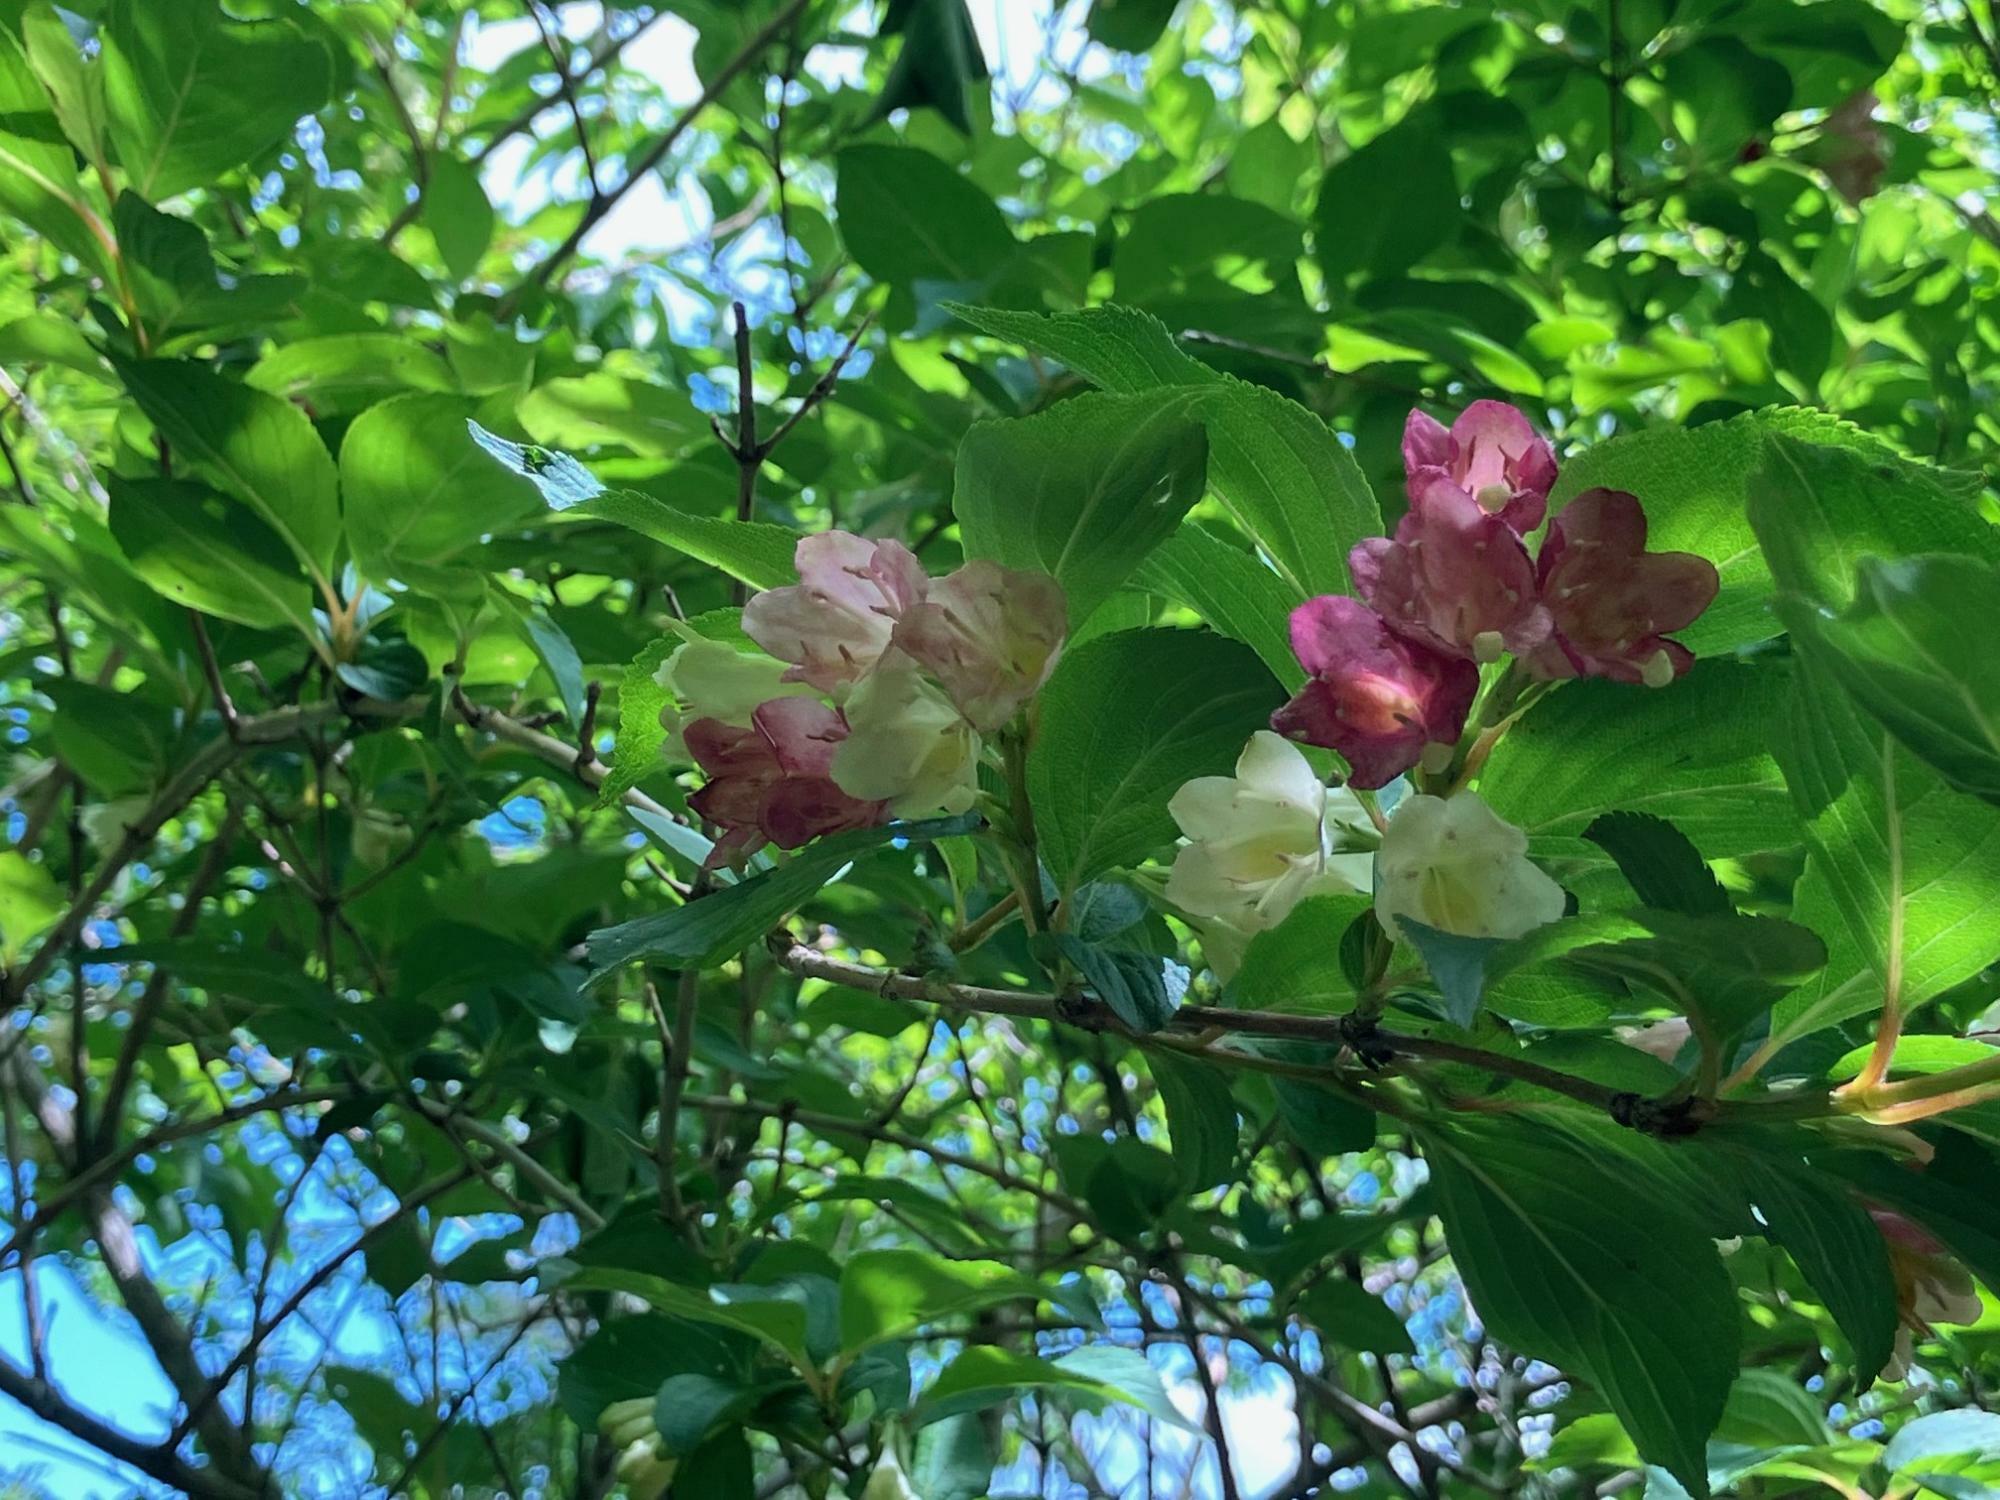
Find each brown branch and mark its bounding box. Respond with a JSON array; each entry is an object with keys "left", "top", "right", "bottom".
[{"left": 500, "top": 0, "right": 815, "bottom": 308}]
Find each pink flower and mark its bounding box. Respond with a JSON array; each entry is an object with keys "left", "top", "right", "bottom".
[
  {"left": 1350, "top": 478, "right": 1551, "bottom": 663},
  {"left": 1403, "top": 401, "right": 1559, "bottom": 534},
  {"left": 741, "top": 532, "right": 929, "bottom": 694},
  {"left": 1269, "top": 596, "right": 1479, "bottom": 789},
  {"left": 891, "top": 561, "right": 1068, "bottom": 731},
  {"left": 1522, "top": 488, "right": 1719, "bottom": 686},
  {"left": 685, "top": 698, "right": 885, "bottom": 864}
]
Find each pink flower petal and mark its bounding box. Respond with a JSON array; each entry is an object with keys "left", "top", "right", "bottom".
[
  {"left": 1402, "top": 400, "right": 1558, "bottom": 534},
  {"left": 1526, "top": 488, "right": 1719, "bottom": 685},
  {"left": 1351, "top": 478, "right": 1550, "bottom": 661},
  {"left": 891, "top": 561, "right": 1067, "bottom": 730},
  {"left": 742, "top": 531, "right": 928, "bottom": 693},
  {"left": 1272, "top": 597, "right": 1479, "bottom": 788}
]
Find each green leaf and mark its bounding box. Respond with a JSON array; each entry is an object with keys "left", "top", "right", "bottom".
[
  {"left": 1582, "top": 813, "right": 1732, "bottom": 917},
  {"left": 1026, "top": 628, "right": 1284, "bottom": 895},
  {"left": 112, "top": 354, "right": 342, "bottom": 577},
  {"left": 911, "top": 1412, "right": 994, "bottom": 1500},
  {"left": 1112, "top": 192, "right": 1301, "bottom": 302},
  {"left": 836, "top": 144, "right": 1015, "bottom": 290},
  {"left": 1424, "top": 1115, "right": 1738, "bottom": 1495},
  {"left": 1736, "top": 1158, "right": 1896, "bottom": 1386},
  {"left": 1314, "top": 115, "right": 1460, "bottom": 286},
  {"left": 1765, "top": 651, "right": 2000, "bottom": 1050},
  {"left": 1476, "top": 662, "right": 1797, "bottom": 884},
  {"left": 1809, "top": 555, "right": 2000, "bottom": 804},
  {"left": 1296, "top": 1275, "right": 1413, "bottom": 1356},
  {"left": 1130, "top": 525, "right": 1305, "bottom": 688},
  {"left": 107, "top": 477, "right": 313, "bottom": 634},
  {"left": 917, "top": 1345, "right": 1193, "bottom": 1430},
  {"left": 1148, "top": 1053, "right": 1238, "bottom": 1191},
  {"left": 468, "top": 422, "right": 799, "bottom": 590},
  {"left": 102, "top": 0, "right": 334, "bottom": 199},
  {"left": 520, "top": 605, "right": 587, "bottom": 728},
  {"left": 1051, "top": 933, "right": 1177, "bottom": 1032},
  {"left": 837, "top": 1250, "right": 1076, "bottom": 1353},
  {"left": 651, "top": 1371, "right": 760, "bottom": 1457},
  {"left": 584, "top": 814, "right": 977, "bottom": 975},
  {"left": 1399, "top": 919, "right": 1504, "bottom": 1028},
  {"left": 543, "top": 1262, "right": 811, "bottom": 1366},
  {"left": 1549, "top": 409, "right": 1985, "bottom": 656},
  {"left": 246, "top": 334, "right": 458, "bottom": 417},
  {"left": 517, "top": 373, "right": 705, "bottom": 459},
  {"left": 1085, "top": 0, "right": 1182, "bottom": 51},
  {"left": 878, "top": 0, "right": 989, "bottom": 134},
  {"left": 953, "top": 390, "right": 1208, "bottom": 626},
  {"left": 948, "top": 303, "right": 1380, "bottom": 597},
  {"left": 0, "top": 852, "right": 62, "bottom": 966},
  {"left": 1271, "top": 1073, "right": 1377, "bottom": 1158},
  {"left": 0, "top": 25, "right": 104, "bottom": 269},
  {"left": 22, "top": 3, "right": 105, "bottom": 162},
  {"left": 341, "top": 395, "right": 543, "bottom": 581},
  {"left": 1224, "top": 894, "right": 1374, "bottom": 1014},
  {"left": 423, "top": 154, "right": 494, "bottom": 282},
  {"left": 1886, "top": 1411, "right": 2000, "bottom": 1478}
]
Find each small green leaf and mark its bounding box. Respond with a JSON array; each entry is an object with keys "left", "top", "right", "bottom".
[
  {"left": 917, "top": 1345, "right": 1193, "bottom": 1430},
  {"left": 0, "top": 852, "right": 63, "bottom": 966},
  {"left": 1314, "top": 114, "right": 1459, "bottom": 286},
  {"left": 1148, "top": 1053, "right": 1238, "bottom": 1191},
  {"left": 1582, "top": 812, "right": 1732, "bottom": 917},
  {"left": 1051, "top": 933, "right": 1176, "bottom": 1032},
  {"left": 837, "top": 1250, "right": 1081, "bottom": 1353},
  {"left": 107, "top": 477, "right": 313, "bottom": 634},
  {"left": 835, "top": 144, "right": 1015, "bottom": 291},
  {"left": 1296, "top": 1276, "right": 1413, "bottom": 1356},
  {"left": 1225, "top": 894, "right": 1374, "bottom": 1014}
]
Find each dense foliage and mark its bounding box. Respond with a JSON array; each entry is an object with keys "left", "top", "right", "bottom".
[{"left": 4, "top": 1, "right": 2000, "bottom": 1497}]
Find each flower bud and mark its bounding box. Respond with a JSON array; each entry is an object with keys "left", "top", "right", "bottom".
[
  {"left": 1871, "top": 1207, "right": 1983, "bottom": 1379},
  {"left": 1269, "top": 596, "right": 1479, "bottom": 790},
  {"left": 1373, "top": 790, "right": 1565, "bottom": 943}
]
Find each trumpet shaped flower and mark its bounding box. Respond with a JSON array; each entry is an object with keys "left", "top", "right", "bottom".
[
  {"left": 1165, "top": 730, "right": 1369, "bottom": 934},
  {"left": 892, "top": 560, "right": 1067, "bottom": 730},
  {"left": 831, "top": 651, "right": 982, "bottom": 817},
  {"left": 685, "top": 698, "right": 885, "bottom": 864},
  {"left": 1402, "top": 400, "right": 1559, "bottom": 534},
  {"left": 1270, "top": 596, "right": 1479, "bottom": 789},
  {"left": 1524, "top": 488, "right": 1719, "bottom": 686},
  {"left": 1350, "top": 478, "right": 1552, "bottom": 662},
  {"left": 1374, "top": 790, "right": 1565, "bottom": 942},
  {"left": 742, "top": 531, "right": 929, "bottom": 694}
]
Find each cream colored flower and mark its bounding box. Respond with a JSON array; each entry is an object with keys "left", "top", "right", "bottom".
[
  {"left": 830, "top": 651, "right": 981, "bottom": 818},
  {"left": 1374, "top": 790, "right": 1564, "bottom": 942},
  {"left": 1165, "top": 731, "right": 1367, "bottom": 936}
]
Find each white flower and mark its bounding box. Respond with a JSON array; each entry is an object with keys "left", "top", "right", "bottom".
[
  {"left": 1374, "top": 790, "right": 1564, "bottom": 942},
  {"left": 1165, "top": 731, "right": 1368, "bottom": 937},
  {"left": 830, "top": 651, "right": 981, "bottom": 818},
  {"left": 1615, "top": 1016, "right": 1693, "bottom": 1063}
]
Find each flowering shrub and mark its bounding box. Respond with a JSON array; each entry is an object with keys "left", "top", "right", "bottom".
[{"left": 10, "top": 7, "right": 2000, "bottom": 1497}]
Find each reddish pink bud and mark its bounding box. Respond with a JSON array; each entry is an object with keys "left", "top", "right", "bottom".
[
  {"left": 1270, "top": 596, "right": 1479, "bottom": 789},
  {"left": 1402, "top": 401, "right": 1559, "bottom": 534},
  {"left": 891, "top": 560, "right": 1068, "bottom": 731},
  {"left": 1350, "top": 478, "right": 1551, "bottom": 662},
  {"left": 685, "top": 698, "right": 885, "bottom": 864},
  {"left": 742, "top": 532, "right": 929, "bottom": 693},
  {"left": 1523, "top": 488, "right": 1719, "bottom": 686}
]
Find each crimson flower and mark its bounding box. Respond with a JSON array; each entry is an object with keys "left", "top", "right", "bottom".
[
  {"left": 1270, "top": 596, "right": 1479, "bottom": 789},
  {"left": 1403, "top": 400, "right": 1558, "bottom": 534},
  {"left": 1522, "top": 487, "right": 1719, "bottom": 686},
  {"left": 685, "top": 698, "right": 885, "bottom": 864},
  {"left": 1350, "top": 477, "right": 1551, "bottom": 663}
]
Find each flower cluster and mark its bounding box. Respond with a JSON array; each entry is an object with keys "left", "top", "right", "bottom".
[
  {"left": 1274, "top": 401, "right": 1720, "bottom": 788},
  {"left": 661, "top": 532, "right": 1066, "bottom": 864}
]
